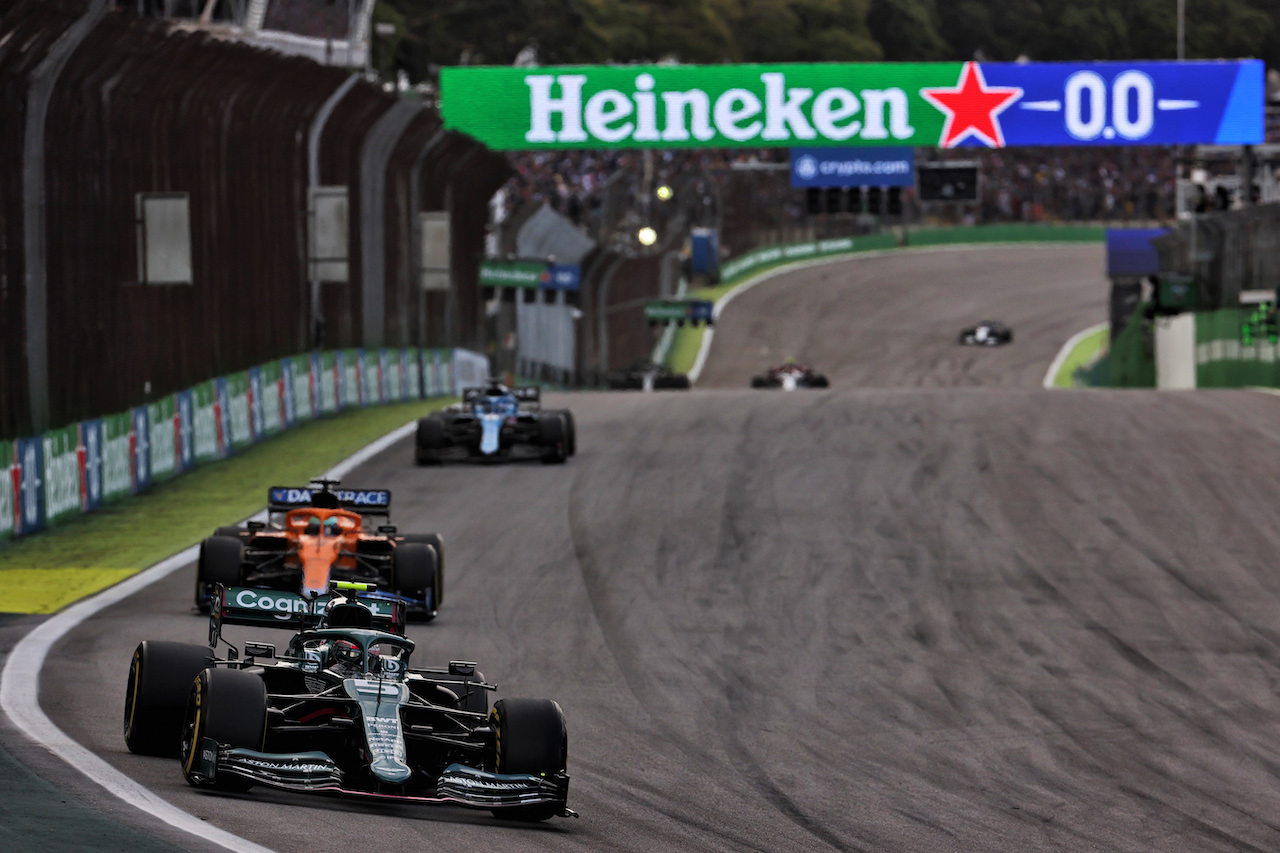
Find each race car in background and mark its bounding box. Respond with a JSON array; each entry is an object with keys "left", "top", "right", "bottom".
[
  {"left": 959, "top": 320, "right": 1013, "bottom": 346},
  {"left": 196, "top": 479, "right": 444, "bottom": 620},
  {"left": 607, "top": 361, "right": 692, "bottom": 391},
  {"left": 750, "top": 362, "right": 830, "bottom": 390},
  {"left": 124, "top": 581, "right": 575, "bottom": 822},
  {"left": 415, "top": 381, "right": 574, "bottom": 465}
]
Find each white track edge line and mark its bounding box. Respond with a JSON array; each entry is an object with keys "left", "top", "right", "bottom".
[
  {"left": 689, "top": 241, "right": 1102, "bottom": 385},
  {"left": 0, "top": 419, "right": 419, "bottom": 853},
  {"left": 1043, "top": 322, "right": 1110, "bottom": 389}
]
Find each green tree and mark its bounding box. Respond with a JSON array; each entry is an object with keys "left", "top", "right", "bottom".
[{"left": 866, "top": 0, "right": 950, "bottom": 60}]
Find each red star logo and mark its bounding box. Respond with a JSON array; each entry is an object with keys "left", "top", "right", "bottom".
[{"left": 920, "top": 62, "right": 1023, "bottom": 148}]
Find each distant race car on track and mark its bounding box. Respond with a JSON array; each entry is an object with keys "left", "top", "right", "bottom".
[
  {"left": 607, "top": 361, "right": 691, "bottom": 391},
  {"left": 195, "top": 479, "right": 444, "bottom": 620},
  {"left": 125, "top": 581, "right": 575, "bottom": 822},
  {"left": 959, "top": 320, "right": 1013, "bottom": 346},
  {"left": 750, "top": 362, "right": 830, "bottom": 390},
  {"left": 415, "top": 381, "right": 574, "bottom": 465}
]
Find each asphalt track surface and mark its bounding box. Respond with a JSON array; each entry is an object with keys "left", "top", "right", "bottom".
[{"left": 19, "top": 244, "right": 1280, "bottom": 851}]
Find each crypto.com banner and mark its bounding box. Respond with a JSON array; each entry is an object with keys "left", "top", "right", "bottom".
[{"left": 441, "top": 60, "right": 1263, "bottom": 150}]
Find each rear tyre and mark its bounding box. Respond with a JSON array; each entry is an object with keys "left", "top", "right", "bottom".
[
  {"left": 750, "top": 376, "right": 766, "bottom": 388},
  {"left": 393, "top": 542, "right": 440, "bottom": 621},
  {"left": 195, "top": 535, "right": 243, "bottom": 611},
  {"left": 415, "top": 417, "right": 444, "bottom": 466},
  {"left": 180, "top": 667, "right": 267, "bottom": 791},
  {"left": 124, "top": 641, "right": 216, "bottom": 757},
  {"left": 811, "top": 374, "right": 830, "bottom": 388},
  {"left": 401, "top": 533, "right": 445, "bottom": 606},
  {"left": 489, "top": 698, "right": 568, "bottom": 821},
  {"left": 538, "top": 415, "right": 566, "bottom": 465},
  {"left": 555, "top": 410, "right": 576, "bottom": 456},
  {"left": 671, "top": 374, "right": 691, "bottom": 390}
]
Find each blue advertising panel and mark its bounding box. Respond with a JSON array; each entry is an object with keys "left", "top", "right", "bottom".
[
  {"left": 214, "top": 377, "right": 232, "bottom": 459},
  {"left": 79, "top": 419, "right": 103, "bottom": 513},
  {"left": 14, "top": 437, "right": 44, "bottom": 535},
  {"left": 175, "top": 390, "right": 195, "bottom": 472},
  {"left": 544, "top": 264, "right": 581, "bottom": 290},
  {"left": 248, "top": 366, "right": 265, "bottom": 441},
  {"left": 791, "top": 146, "right": 914, "bottom": 187},
  {"left": 939, "top": 60, "right": 1263, "bottom": 148},
  {"left": 280, "top": 358, "right": 297, "bottom": 427},
  {"left": 1107, "top": 228, "right": 1169, "bottom": 278},
  {"left": 131, "top": 406, "right": 151, "bottom": 492}
]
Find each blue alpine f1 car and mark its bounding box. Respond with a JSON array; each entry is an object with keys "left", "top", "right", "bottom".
[{"left": 414, "top": 381, "right": 575, "bottom": 465}]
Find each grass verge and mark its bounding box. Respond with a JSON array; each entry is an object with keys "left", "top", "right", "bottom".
[
  {"left": 0, "top": 398, "right": 454, "bottom": 614},
  {"left": 1053, "top": 327, "right": 1110, "bottom": 388}
]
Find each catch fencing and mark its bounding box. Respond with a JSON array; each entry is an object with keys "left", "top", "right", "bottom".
[
  {"left": 0, "top": 346, "right": 474, "bottom": 542},
  {"left": 1, "top": 1, "right": 510, "bottom": 440},
  {"left": 1154, "top": 204, "right": 1280, "bottom": 310}
]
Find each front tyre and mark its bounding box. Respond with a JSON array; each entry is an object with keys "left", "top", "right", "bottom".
[
  {"left": 195, "top": 535, "right": 243, "bottom": 611},
  {"left": 489, "top": 698, "right": 569, "bottom": 821},
  {"left": 124, "top": 641, "right": 215, "bottom": 757},
  {"left": 180, "top": 667, "right": 267, "bottom": 790},
  {"left": 393, "top": 542, "right": 440, "bottom": 620},
  {"left": 539, "top": 414, "right": 567, "bottom": 464},
  {"left": 401, "top": 533, "right": 445, "bottom": 606},
  {"left": 415, "top": 417, "right": 445, "bottom": 466}
]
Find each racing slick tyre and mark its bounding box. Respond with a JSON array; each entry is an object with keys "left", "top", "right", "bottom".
[
  {"left": 124, "top": 641, "right": 216, "bottom": 758},
  {"left": 489, "top": 698, "right": 569, "bottom": 821},
  {"left": 393, "top": 542, "right": 440, "bottom": 621},
  {"left": 195, "top": 535, "right": 244, "bottom": 611},
  {"left": 539, "top": 414, "right": 567, "bottom": 465},
  {"left": 750, "top": 376, "right": 767, "bottom": 388},
  {"left": 415, "top": 416, "right": 445, "bottom": 466},
  {"left": 180, "top": 667, "right": 267, "bottom": 791},
  {"left": 402, "top": 533, "right": 445, "bottom": 606},
  {"left": 553, "top": 410, "right": 576, "bottom": 456},
  {"left": 810, "top": 374, "right": 830, "bottom": 388}
]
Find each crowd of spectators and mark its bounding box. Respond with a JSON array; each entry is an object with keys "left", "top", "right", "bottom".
[
  {"left": 500, "top": 145, "right": 1187, "bottom": 249},
  {"left": 932, "top": 147, "right": 1178, "bottom": 223}
]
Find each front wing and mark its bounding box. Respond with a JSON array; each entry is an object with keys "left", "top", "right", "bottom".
[{"left": 192, "top": 738, "right": 575, "bottom": 815}]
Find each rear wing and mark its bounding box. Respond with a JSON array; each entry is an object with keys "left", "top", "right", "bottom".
[
  {"left": 267, "top": 486, "right": 391, "bottom": 516},
  {"left": 462, "top": 386, "right": 540, "bottom": 404},
  {"left": 208, "top": 583, "right": 407, "bottom": 648}
]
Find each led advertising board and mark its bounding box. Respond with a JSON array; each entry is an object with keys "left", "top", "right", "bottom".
[{"left": 441, "top": 60, "right": 1263, "bottom": 150}]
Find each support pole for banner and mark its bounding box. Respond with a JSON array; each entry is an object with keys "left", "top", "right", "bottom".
[
  {"left": 409, "top": 130, "right": 448, "bottom": 348},
  {"left": 360, "top": 99, "right": 421, "bottom": 349},
  {"left": 23, "top": 0, "right": 108, "bottom": 434},
  {"left": 308, "top": 73, "right": 360, "bottom": 349},
  {"left": 595, "top": 253, "right": 629, "bottom": 375},
  {"left": 1177, "top": 0, "right": 1186, "bottom": 61}
]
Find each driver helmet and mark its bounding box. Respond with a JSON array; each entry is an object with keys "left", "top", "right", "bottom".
[{"left": 331, "top": 639, "right": 362, "bottom": 671}]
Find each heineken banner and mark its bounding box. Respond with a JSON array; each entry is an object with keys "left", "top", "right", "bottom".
[
  {"left": 146, "top": 396, "right": 178, "bottom": 483},
  {"left": 441, "top": 60, "right": 1263, "bottom": 150},
  {"left": 42, "top": 425, "right": 80, "bottom": 526},
  {"left": 191, "top": 382, "right": 220, "bottom": 463},
  {"left": 317, "top": 351, "right": 340, "bottom": 414},
  {"left": 101, "top": 413, "right": 133, "bottom": 501}
]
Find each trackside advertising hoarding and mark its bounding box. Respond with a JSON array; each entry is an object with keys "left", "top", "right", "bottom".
[
  {"left": 0, "top": 348, "right": 475, "bottom": 541},
  {"left": 441, "top": 60, "right": 1263, "bottom": 150}
]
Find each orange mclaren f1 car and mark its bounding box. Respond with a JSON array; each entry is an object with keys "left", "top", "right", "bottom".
[{"left": 195, "top": 479, "right": 444, "bottom": 620}]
